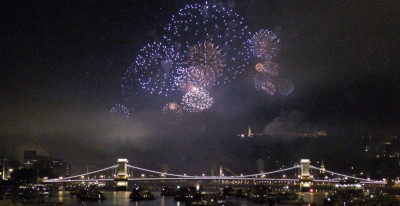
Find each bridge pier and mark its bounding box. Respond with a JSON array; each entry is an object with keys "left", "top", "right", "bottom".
[
  {"left": 115, "top": 158, "right": 128, "bottom": 191},
  {"left": 300, "top": 159, "right": 312, "bottom": 192}
]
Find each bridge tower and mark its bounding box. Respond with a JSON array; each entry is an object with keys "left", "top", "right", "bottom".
[
  {"left": 300, "top": 159, "right": 312, "bottom": 192},
  {"left": 115, "top": 158, "right": 128, "bottom": 191}
]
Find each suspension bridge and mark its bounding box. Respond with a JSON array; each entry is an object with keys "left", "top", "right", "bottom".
[{"left": 43, "top": 158, "right": 386, "bottom": 191}]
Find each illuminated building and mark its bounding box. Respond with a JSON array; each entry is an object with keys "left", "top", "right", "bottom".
[
  {"left": 320, "top": 161, "right": 326, "bottom": 174},
  {"left": 248, "top": 125, "right": 254, "bottom": 137},
  {"left": 24, "top": 150, "right": 37, "bottom": 168},
  {"left": 1, "top": 158, "right": 9, "bottom": 179},
  {"left": 318, "top": 161, "right": 328, "bottom": 180},
  {"left": 23, "top": 150, "right": 71, "bottom": 179},
  {"left": 51, "top": 159, "right": 72, "bottom": 177}
]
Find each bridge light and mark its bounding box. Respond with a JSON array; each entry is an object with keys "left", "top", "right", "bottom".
[
  {"left": 202, "top": 174, "right": 205, "bottom": 176},
  {"left": 141, "top": 174, "right": 145, "bottom": 177}
]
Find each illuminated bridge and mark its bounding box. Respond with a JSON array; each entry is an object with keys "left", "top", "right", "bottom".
[{"left": 43, "top": 158, "right": 386, "bottom": 191}]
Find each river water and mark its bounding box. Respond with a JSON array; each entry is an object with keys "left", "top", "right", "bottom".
[{"left": 45, "top": 191, "right": 327, "bottom": 206}]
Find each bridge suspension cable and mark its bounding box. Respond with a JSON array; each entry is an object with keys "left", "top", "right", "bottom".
[
  {"left": 223, "top": 167, "right": 238, "bottom": 176},
  {"left": 62, "top": 165, "right": 118, "bottom": 180},
  {"left": 127, "top": 165, "right": 195, "bottom": 178},
  {"left": 236, "top": 165, "right": 301, "bottom": 178},
  {"left": 309, "top": 165, "right": 368, "bottom": 181}
]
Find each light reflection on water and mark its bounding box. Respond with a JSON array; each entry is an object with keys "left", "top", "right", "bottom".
[
  {"left": 52, "top": 191, "right": 326, "bottom": 206},
  {"left": 54, "top": 191, "right": 181, "bottom": 206}
]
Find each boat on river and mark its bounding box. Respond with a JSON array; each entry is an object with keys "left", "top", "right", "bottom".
[
  {"left": 174, "top": 186, "right": 201, "bottom": 201},
  {"left": 76, "top": 186, "right": 106, "bottom": 201},
  {"left": 129, "top": 187, "right": 155, "bottom": 201}
]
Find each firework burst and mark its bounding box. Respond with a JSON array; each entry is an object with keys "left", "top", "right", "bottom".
[
  {"left": 261, "top": 81, "right": 276, "bottom": 95},
  {"left": 253, "top": 74, "right": 276, "bottom": 95},
  {"left": 162, "top": 102, "right": 183, "bottom": 124},
  {"left": 182, "top": 87, "right": 213, "bottom": 112},
  {"left": 261, "top": 61, "right": 279, "bottom": 76},
  {"left": 277, "top": 79, "right": 294, "bottom": 96},
  {"left": 124, "top": 42, "right": 181, "bottom": 96},
  {"left": 255, "top": 63, "right": 264, "bottom": 73},
  {"left": 110, "top": 104, "right": 130, "bottom": 120},
  {"left": 187, "top": 41, "right": 226, "bottom": 84},
  {"left": 175, "top": 66, "right": 211, "bottom": 91},
  {"left": 163, "top": 1, "right": 251, "bottom": 86},
  {"left": 249, "top": 29, "right": 279, "bottom": 60}
]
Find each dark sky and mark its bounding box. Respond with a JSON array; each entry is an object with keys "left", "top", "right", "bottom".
[{"left": 1, "top": 0, "right": 399, "bottom": 174}]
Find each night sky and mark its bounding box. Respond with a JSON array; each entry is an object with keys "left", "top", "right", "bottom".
[{"left": 1, "top": 0, "right": 399, "bottom": 175}]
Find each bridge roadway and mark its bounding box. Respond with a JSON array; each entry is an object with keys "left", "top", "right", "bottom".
[
  {"left": 44, "top": 177, "right": 385, "bottom": 185},
  {"left": 43, "top": 177, "right": 386, "bottom": 194}
]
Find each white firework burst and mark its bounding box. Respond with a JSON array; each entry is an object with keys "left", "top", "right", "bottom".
[{"left": 182, "top": 87, "right": 213, "bottom": 112}]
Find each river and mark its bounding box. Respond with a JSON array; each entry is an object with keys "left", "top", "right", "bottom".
[{"left": 44, "top": 191, "right": 327, "bottom": 206}]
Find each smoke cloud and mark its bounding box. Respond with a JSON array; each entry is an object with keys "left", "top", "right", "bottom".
[{"left": 263, "top": 110, "right": 303, "bottom": 136}]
